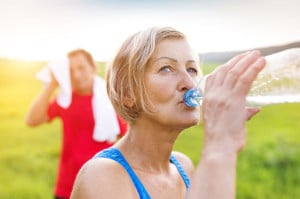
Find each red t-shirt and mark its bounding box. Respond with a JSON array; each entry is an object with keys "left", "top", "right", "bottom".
[{"left": 48, "top": 92, "right": 127, "bottom": 198}]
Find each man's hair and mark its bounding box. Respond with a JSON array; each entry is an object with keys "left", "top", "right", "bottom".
[{"left": 68, "top": 49, "right": 96, "bottom": 68}]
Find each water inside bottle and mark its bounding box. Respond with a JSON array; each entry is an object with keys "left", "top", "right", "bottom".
[{"left": 247, "top": 49, "right": 300, "bottom": 106}]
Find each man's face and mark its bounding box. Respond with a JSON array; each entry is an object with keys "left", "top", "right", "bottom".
[{"left": 69, "top": 54, "right": 95, "bottom": 95}]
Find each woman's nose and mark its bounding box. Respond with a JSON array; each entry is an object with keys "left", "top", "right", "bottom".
[{"left": 178, "top": 71, "right": 197, "bottom": 91}]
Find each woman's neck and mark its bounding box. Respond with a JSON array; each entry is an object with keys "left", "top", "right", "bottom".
[{"left": 116, "top": 121, "right": 182, "bottom": 173}]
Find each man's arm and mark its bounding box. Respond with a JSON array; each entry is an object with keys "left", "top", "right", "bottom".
[{"left": 25, "top": 76, "right": 58, "bottom": 126}]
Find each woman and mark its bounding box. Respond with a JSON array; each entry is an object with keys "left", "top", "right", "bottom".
[{"left": 70, "top": 26, "right": 265, "bottom": 199}]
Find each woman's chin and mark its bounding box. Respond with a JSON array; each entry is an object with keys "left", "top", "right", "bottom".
[{"left": 180, "top": 116, "right": 200, "bottom": 129}]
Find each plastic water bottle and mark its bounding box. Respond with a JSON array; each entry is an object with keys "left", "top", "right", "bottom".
[{"left": 184, "top": 48, "right": 300, "bottom": 107}]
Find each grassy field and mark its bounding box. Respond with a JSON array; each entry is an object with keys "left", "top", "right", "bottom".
[{"left": 1, "top": 59, "right": 300, "bottom": 199}]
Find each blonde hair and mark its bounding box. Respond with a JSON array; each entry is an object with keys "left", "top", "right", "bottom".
[{"left": 107, "top": 26, "right": 186, "bottom": 123}]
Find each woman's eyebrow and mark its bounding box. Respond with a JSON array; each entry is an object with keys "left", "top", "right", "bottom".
[
  {"left": 154, "top": 56, "right": 196, "bottom": 64},
  {"left": 154, "top": 56, "right": 178, "bottom": 63}
]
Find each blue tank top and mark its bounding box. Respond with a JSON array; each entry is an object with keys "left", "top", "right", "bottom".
[{"left": 94, "top": 148, "right": 190, "bottom": 199}]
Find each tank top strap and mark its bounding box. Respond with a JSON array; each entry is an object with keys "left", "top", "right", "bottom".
[
  {"left": 94, "top": 148, "right": 151, "bottom": 199},
  {"left": 170, "top": 154, "right": 190, "bottom": 189}
]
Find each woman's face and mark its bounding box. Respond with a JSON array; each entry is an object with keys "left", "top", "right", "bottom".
[{"left": 143, "top": 38, "right": 201, "bottom": 129}]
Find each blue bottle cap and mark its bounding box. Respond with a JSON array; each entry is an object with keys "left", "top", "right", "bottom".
[{"left": 184, "top": 88, "right": 203, "bottom": 107}]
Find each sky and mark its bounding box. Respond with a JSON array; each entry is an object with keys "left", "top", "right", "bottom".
[{"left": 0, "top": 0, "right": 300, "bottom": 61}]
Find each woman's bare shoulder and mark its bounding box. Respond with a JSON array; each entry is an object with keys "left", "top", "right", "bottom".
[
  {"left": 77, "top": 157, "right": 124, "bottom": 182},
  {"left": 70, "top": 158, "right": 137, "bottom": 199}
]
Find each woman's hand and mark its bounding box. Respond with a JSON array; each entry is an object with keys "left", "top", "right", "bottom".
[{"left": 201, "top": 50, "right": 266, "bottom": 155}]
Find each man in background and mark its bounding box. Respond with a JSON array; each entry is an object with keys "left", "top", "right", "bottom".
[{"left": 25, "top": 49, "right": 127, "bottom": 199}]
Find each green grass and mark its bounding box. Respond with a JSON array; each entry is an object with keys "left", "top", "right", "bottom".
[{"left": 1, "top": 59, "right": 300, "bottom": 198}]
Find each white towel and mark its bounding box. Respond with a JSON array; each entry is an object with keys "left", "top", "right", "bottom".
[
  {"left": 36, "top": 59, "right": 72, "bottom": 108},
  {"left": 36, "top": 60, "right": 120, "bottom": 142},
  {"left": 92, "top": 76, "right": 120, "bottom": 142}
]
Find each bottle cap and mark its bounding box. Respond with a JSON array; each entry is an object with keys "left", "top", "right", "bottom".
[{"left": 184, "top": 88, "right": 203, "bottom": 107}]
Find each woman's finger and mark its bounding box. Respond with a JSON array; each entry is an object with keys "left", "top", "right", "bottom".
[
  {"left": 205, "top": 51, "right": 251, "bottom": 90},
  {"left": 223, "top": 50, "right": 261, "bottom": 90},
  {"left": 246, "top": 106, "right": 261, "bottom": 120},
  {"left": 234, "top": 56, "right": 266, "bottom": 95}
]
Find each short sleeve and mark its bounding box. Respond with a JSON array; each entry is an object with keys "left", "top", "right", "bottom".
[{"left": 47, "top": 99, "right": 61, "bottom": 121}]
